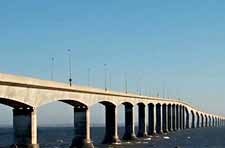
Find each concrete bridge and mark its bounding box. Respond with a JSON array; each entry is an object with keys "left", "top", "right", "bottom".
[{"left": 0, "top": 73, "right": 224, "bottom": 148}]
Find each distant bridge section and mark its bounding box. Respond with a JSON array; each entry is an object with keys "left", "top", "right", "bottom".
[{"left": 0, "top": 73, "right": 224, "bottom": 148}]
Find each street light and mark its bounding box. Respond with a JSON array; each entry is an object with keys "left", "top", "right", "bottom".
[
  {"left": 104, "top": 64, "right": 107, "bottom": 91},
  {"left": 68, "top": 49, "right": 72, "bottom": 86},
  {"left": 109, "top": 71, "right": 111, "bottom": 90},
  {"left": 124, "top": 72, "right": 128, "bottom": 93}
]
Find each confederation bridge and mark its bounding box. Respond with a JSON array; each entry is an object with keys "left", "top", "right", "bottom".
[{"left": 0, "top": 73, "right": 224, "bottom": 148}]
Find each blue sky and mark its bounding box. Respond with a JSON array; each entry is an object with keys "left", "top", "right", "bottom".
[{"left": 0, "top": 0, "right": 225, "bottom": 126}]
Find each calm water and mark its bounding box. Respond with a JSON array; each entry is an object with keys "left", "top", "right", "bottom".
[{"left": 0, "top": 127, "right": 225, "bottom": 148}]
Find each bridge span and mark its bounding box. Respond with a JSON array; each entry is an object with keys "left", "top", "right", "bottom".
[{"left": 0, "top": 73, "right": 224, "bottom": 148}]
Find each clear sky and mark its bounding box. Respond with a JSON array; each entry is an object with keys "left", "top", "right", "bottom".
[{"left": 0, "top": 0, "right": 225, "bottom": 126}]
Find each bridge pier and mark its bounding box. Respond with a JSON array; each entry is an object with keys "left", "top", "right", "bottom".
[
  {"left": 196, "top": 113, "right": 200, "bottom": 128},
  {"left": 148, "top": 104, "right": 156, "bottom": 135},
  {"left": 123, "top": 104, "right": 136, "bottom": 141},
  {"left": 13, "top": 108, "right": 39, "bottom": 148},
  {"left": 70, "top": 106, "right": 93, "bottom": 148},
  {"left": 162, "top": 104, "right": 168, "bottom": 133},
  {"left": 156, "top": 104, "right": 163, "bottom": 134},
  {"left": 137, "top": 103, "right": 147, "bottom": 137},
  {"left": 209, "top": 117, "right": 211, "bottom": 127},
  {"left": 185, "top": 110, "right": 189, "bottom": 129},
  {"left": 182, "top": 107, "right": 185, "bottom": 129},
  {"left": 215, "top": 118, "right": 217, "bottom": 127},
  {"left": 172, "top": 104, "right": 176, "bottom": 131},
  {"left": 176, "top": 105, "right": 180, "bottom": 130},
  {"left": 102, "top": 104, "right": 120, "bottom": 144},
  {"left": 168, "top": 104, "right": 172, "bottom": 131},
  {"left": 191, "top": 111, "right": 195, "bottom": 128},
  {"left": 180, "top": 106, "right": 183, "bottom": 130},
  {"left": 201, "top": 115, "right": 204, "bottom": 128}
]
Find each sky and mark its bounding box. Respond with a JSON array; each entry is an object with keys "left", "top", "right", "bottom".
[{"left": 0, "top": 0, "right": 225, "bottom": 126}]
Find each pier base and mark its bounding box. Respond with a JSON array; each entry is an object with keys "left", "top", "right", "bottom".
[
  {"left": 13, "top": 108, "right": 39, "bottom": 148},
  {"left": 12, "top": 144, "right": 39, "bottom": 148},
  {"left": 102, "top": 103, "right": 120, "bottom": 144},
  {"left": 70, "top": 106, "right": 94, "bottom": 148},
  {"left": 123, "top": 103, "right": 137, "bottom": 141},
  {"left": 137, "top": 103, "right": 148, "bottom": 138}
]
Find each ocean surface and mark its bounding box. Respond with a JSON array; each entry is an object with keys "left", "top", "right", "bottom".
[{"left": 0, "top": 127, "right": 225, "bottom": 148}]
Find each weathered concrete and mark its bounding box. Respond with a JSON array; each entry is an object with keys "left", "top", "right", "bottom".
[
  {"left": 102, "top": 103, "right": 120, "bottom": 144},
  {"left": 205, "top": 115, "right": 208, "bottom": 127},
  {"left": 191, "top": 111, "right": 195, "bottom": 128},
  {"left": 172, "top": 104, "right": 176, "bottom": 131},
  {"left": 123, "top": 103, "right": 136, "bottom": 141},
  {"left": 162, "top": 104, "right": 168, "bottom": 133},
  {"left": 168, "top": 104, "right": 172, "bottom": 131},
  {"left": 179, "top": 105, "right": 183, "bottom": 129},
  {"left": 196, "top": 113, "right": 200, "bottom": 128},
  {"left": 13, "top": 108, "right": 39, "bottom": 148},
  {"left": 70, "top": 106, "right": 93, "bottom": 148},
  {"left": 156, "top": 104, "right": 163, "bottom": 134},
  {"left": 201, "top": 114, "right": 204, "bottom": 127},
  {"left": 183, "top": 107, "right": 185, "bottom": 129},
  {"left": 137, "top": 103, "right": 147, "bottom": 137},
  {"left": 148, "top": 103, "right": 156, "bottom": 135},
  {"left": 185, "top": 108, "right": 190, "bottom": 128},
  {"left": 176, "top": 105, "right": 180, "bottom": 130},
  {"left": 0, "top": 72, "right": 224, "bottom": 146}
]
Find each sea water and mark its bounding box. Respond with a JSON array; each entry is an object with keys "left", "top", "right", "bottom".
[{"left": 0, "top": 127, "right": 225, "bottom": 148}]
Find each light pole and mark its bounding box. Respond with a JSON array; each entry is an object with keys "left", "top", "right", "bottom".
[
  {"left": 51, "top": 57, "right": 54, "bottom": 80},
  {"left": 68, "top": 49, "right": 72, "bottom": 87},
  {"left": 104, "top": 64, "right": 107, "bottom": 91},
  {"left": 124, "top": 72, "right": 127, "bottom": 93},
  {"left": 109, "top": 71, "right": 111, "bottom": 90}
]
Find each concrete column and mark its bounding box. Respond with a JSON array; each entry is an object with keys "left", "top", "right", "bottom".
[
  {"left": 218, "top": 118, "right": 219, "bottom": 127},
  {"left": 172, "top": 105, "right": 176, "bottom": 131},
  {"left": 215, "top": 118, "right": 217, "bottom": 127},
  {"left": 182, "top": 107, "right": 185, "bottom": 129},
  {"left": 13, "top": 108, "right": 39, "bottom": 148},
  {"left": 205, "top": 116, "right": 208, "bottom": 127},
  {"left": 71, "top": 106, "right": 93, "bottom": 148},
  {"left": 102, "top": 104, "right": 120, "bottom": 144},
  {"left": 162, "top": 104, "right": 168, "bottom": 133},
  {"left": 191, "top": 112, "right": 195, "bottom": 128},
  {"left": 148, "top": 104, "right": 156, "bottom": 135},
  {"left": 201, "top": 115, "right": 204, "bottom": 128},
  {"left": 180, "top": 106, "right": 183, "bottom": 130},
  {"left": 185, "top": 109, "right": 189, "bottom": 128},
  {"left": 123, "top": 104, "right": 136, "bottom": 141},
  {"left": 156, "top": 104, "right": 163, "bottom": 134},
  {"left": 137, "top": 104, "right": 147, "bottom": 137},
  {"left": 176, "top": 105, "right": 180, "bottom": 130},
  {"left": 217, "top": 118, "right": 220, "bottom": 127},
  {"left": 196, "top": 114, "right": 200, "bottom": 128},
  {"left": 209, "top": 117, "right": 211, "bottom": 127},
  {"left": 168, "top": 105, "right": 172, "bottom": 131}
]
